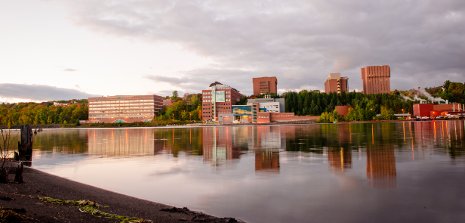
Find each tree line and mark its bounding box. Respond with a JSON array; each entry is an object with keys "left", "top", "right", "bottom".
[
  {"left": 0, "top": 100, "right": 88, "bottom": 127},
  {"left": 283, "top": 91, "right": 414, "bottom": 122},
  {"left": 153, "top": 93, "right": 202, "bottom": 123},
  {"left": 426, "top": 80, "right": 465, "bottom": 104}
]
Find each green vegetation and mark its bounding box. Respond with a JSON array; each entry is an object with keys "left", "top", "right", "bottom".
[
  {"left": 0, "top": 207, "right": 30, "bottom": 223},
  {"left": 154, "top": 93, "right": 202, "bottom": 123},
  {"left": 38, "top": 196, "right": 151, "bottom": 223},
  {"left": 426, "top": 80, "right": 465, "bottom": 104},
  {"left": 0, "top": 100, "right": 88, "bottom": 127},
  {"left": 283, "top": 91, "right": 413, "bottom": 122}
]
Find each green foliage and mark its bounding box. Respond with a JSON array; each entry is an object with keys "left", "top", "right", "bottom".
[
  {"left": 154, "top": 93, "right": 201, "bottom": 122},
  {"left": 171, "top": 90, "right": 179, "bottom": 99},
  {"left": 376, "top": 106, "right": 396, "bottom": 120},
  {"left": 426, "top": 80, "right": 465, "bottom": 104},
  {"left": 0, "top": 100, "right": 88, "bottom": 127},
  {"left": 436, "top": 80, "right": 465, "bottom": 104},
  {"left": 236, "top": 96, "right": 248, "bottom": 105},
  {"left": 283, "top": 91, "right": 413, "bottom": 121},
  {"left": 38, "top": 196, "right": 150, "bottom": 223},
  {"left": 319, "top": 111, "right": 342, "bottom": 123}
]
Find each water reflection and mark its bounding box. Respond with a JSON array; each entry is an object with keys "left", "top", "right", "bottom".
[
  {"left": 255, "top": 150, "right": 280, "bottom": 172},
  {"left": 30, "top": 121, "right": 465, "bottom": 223},
  {"left": 327, "top": 147, "right": 352, "bottom": 173},
  {"left": 32, "top": 121, "right": 465, "bottom": 173},
  {"left": 366, "top": 145, "right": 396, "bottom": 188},
  {"left": 88, "top": 129, "right": 155, "bottom": 156}
]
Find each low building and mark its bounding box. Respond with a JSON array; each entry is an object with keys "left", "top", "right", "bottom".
[
  {"left": 88, "top": 95, "right": 163, "bottom": 123},
  {"left": 232, "top": 105, "right": 253, "bottom": 123},
  {"left": 247, "top": 97, "right": 285, "bottom": 122},
  {"left": 256, "top": 112, "right": 318, "bottom": 124},
  {"left": 259, "top": 102, "right": 280, "bottom": 113},
  {"left": 335, "top": 105, "right": 351, "bottom": 116},
  {"left": 413, "top": 103, "right": 465, "bottom": 118},
  {"left": 413, "top": 104, "right": 434, "bottom": 117}
]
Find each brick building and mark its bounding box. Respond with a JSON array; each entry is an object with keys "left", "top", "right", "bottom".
[
  {"left": 324, "top": 73, "right": 348, "bottom": 93},
  {"left": 201, "top": 82, "right": 242, "bottom": 122},
  {"left": 88, "top": 95, "right": 163, "bottom": 123},
  {"left": 413, "top": 103, "right": 465, "bottom": 117},
  {"left": 253, "top": 76, "right": 278, "bottom": 96},
  {"left": 361, "top": 65, "right": 391, "bottom": 94}
]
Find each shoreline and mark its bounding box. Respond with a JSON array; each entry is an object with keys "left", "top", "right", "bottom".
[
  {"left": 0, "top": 167, "right": 240, "bottom": 222},
  {"left": 4, "top": 119, "right": 462, "bottom": 131}
]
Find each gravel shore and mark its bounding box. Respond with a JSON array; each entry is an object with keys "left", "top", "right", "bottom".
[{"left": 0, "top": 167, "right": 241, "bottom": 223}]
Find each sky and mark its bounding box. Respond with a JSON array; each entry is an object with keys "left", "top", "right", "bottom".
[{"left": 1, "top": 0, "right": 464, "bottom": 102}]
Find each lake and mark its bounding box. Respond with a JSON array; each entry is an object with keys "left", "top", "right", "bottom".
[{"left": 31, "top": 121, "right": 465, "bottom": 223}]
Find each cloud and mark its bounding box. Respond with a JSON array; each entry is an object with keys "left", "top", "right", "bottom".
[
  {"left": 146, "top": 68, "right": 255, "bottom": 94},
  {"left": 68, "top": 0, "right": 465, "bottom": 92},
  {"left": 64, "top": 68, "right": 77, "bottom": 72},
  {"left": 0, "top": 83, "right": 97, "bottom": 102}
]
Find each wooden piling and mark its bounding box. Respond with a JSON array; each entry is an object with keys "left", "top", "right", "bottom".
[{"left": 18, "top": 125, "right": 33, "bottom": 161}]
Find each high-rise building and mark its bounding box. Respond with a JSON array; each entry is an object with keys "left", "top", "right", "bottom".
[
  {"left": 88, "top": 95, "right": 163, "bottom": 123},
  {"left": 253, "top": 76, "right": 278, "bottom": 96},
  {"left": 361, "top": 65, "right": 391, "bottom": 94},
  {"left": 324, "top": 73, "right": 348, "bottom": 93},
  {"left": 201, "top": 81, "right": 242, "bottom": 122}
]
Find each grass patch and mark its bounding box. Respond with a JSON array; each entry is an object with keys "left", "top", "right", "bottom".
[
  {"left": 38, "top": 196, "right": 151, "bottom": 223},
  {"left": 0, "top": 207, "right": 28, "bottom": 223}
]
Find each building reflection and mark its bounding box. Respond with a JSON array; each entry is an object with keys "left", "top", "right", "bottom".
[
  {"left": 153, "top": 128, "right": 204, "bottom": 157},
  {"left": 326, "top": 125, "right": 353, "bottom": 173},
  {"left": 407, "top": 120, "right": 465, "bottom": 160},
  {"left": 327, "top": 147, "right": 352, "bottom": 173},
  {"left": 202, "top": 127, "right": 241, "bottom": 166},
  {"left": 366, "top": 144, "right": 396, "bottom": 188},
  {"left": 255, "top": 150, "right": 280, "bottom": 172},
  {"left": 201, "top": 126, "right": 282, "bottom": 171},
  {"left": 87, "top": 129, "right": 155, "bottom": 156}
]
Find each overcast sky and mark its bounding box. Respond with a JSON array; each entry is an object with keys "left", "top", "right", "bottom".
[{"left": 1, "top": 0, "right": 464, "bottom": 102}]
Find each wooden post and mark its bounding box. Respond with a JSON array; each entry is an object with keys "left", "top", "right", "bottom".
[{"left": 18, "top": 125, "right": 33, "bottom": 161}]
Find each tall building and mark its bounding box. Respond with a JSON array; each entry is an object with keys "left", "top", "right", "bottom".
[
  {"left": 201, "top": 81, "right": 242, "bottom": 122},
  {"left": 324, "top": 73, "right": 348, "bottom": 93},
  {"left": 88, "top": 95, "right": 163, "bottom": 123},
  {"left": 361, "top": 65, "right": 391, "bottom": 94},
  {"left": 253, "top": 76, "right": 278, "bottom": 96}
]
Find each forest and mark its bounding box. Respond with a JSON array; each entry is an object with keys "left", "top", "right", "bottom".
[
  {"left": 283, "top": 90, "right": 413, "bottom": 122},
  {"left": 0, "top": 100, "right": 88, "bottom": 127},
  {"left": 426, "top": 80, "right": 465, "bottom": 104}
]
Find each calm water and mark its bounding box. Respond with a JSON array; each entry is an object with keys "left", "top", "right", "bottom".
[{"left": 31, "top": 121, "right": 465, "bottom": 223}]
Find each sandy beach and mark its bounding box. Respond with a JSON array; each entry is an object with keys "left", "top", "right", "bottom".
[{"left": 0, "top": 167, "right": 240, "bottom": 223}]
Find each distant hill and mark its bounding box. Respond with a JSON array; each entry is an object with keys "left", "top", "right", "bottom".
[{"left": 425, "top": 80, "right": 465, "bottom": 104}]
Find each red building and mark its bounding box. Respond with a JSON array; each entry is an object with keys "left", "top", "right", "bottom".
[
  {"left": 413, "top": 104, "right": 434, "bottom": 117},
  {"left": 324, "top": 73, "right": 348, "bottom": 93},
  {"left": 413, "top": 103, "right": 465, "bottom": 118},
  {"left": 253, "top": 76, "right": 278, "bottom": 96},
  {"left": 361, "top": 65, "right": 391, "bottom": 94},
  {"left": 201, "top": 82, "right": 242, "bottom": 122},
  {"left": 335, "top": 105, "right": 351, "bottom": 116}
]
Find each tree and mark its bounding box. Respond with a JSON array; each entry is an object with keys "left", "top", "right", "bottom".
[{"left": 172, "top": 90, "right": 179, "bottom": 100}]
